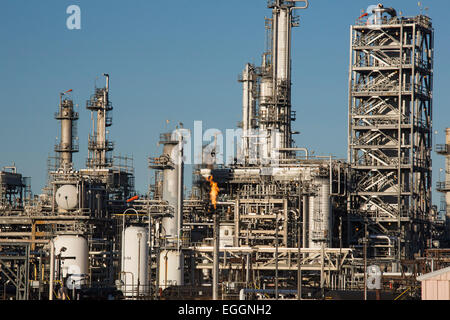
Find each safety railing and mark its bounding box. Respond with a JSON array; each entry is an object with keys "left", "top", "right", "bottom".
[
  {"left": 54, "top": 142, "right": 80, "bottom": 153},
  {"left": 355, "top": 15, "right": 431, "bottom": 28},
  {"left": 437, "top": 182, "right": 450, "bottom": 191},
  {"left": 436, "top": 144, "right": 449, "bottom": 154},
  {"left": 54, "top": 111, "right": 79, "bottom": 120}
]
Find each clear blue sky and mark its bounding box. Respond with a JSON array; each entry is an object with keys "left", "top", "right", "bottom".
[{"left": 1, "top": 0, "right": 449, "bottom": 208}]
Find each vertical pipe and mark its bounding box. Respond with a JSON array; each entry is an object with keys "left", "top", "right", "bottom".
[
  {"left": 38, "top": 250, "right": 42, "bottom": 301},
  {"left": 155, "top": 247, "right": 160, "bottom": 296},
  {"left": 347, "top": 26, "right": 354, "bottom": 165},
  {"left": 213, "top": 212, "right": 219, "bottom": 300},
  {"left": 137, "top": 233, "right": 141, "bottom": 298},
  {"left": 275, "top": 211, "right": 279, "bottom": 300},
  {"left": 364, "top": 224, "right": 368, "bottom": 301},
  {"left": 445, "top": 129, "right": 450, "bottom": 224},
  {"left": 177, "top": 135, "right": 184, "bottom": 249},
  {"left": 242, "top": 65, "right": 250, "bottom": 163},
  {"left": 302, "top": 195, "right": 308, "bottom": 248},
  {"left": 320, "top": 241, "right": 325, "bottom": 294},
  {"left": 49, "top": 240, "right": 54, "bottom": 301},
  {"left": 297, "top": 214, "right": 302, "bottom": 300},
  {"left": 246, "top": 253, "right": 250, "bottom": 288},
  {"left": 148, "top": 206, "right": 153, "bottom": 299}
]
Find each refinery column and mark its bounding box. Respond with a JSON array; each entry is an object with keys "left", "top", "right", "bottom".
[
  {"left": 150, "top": 130, "right": 185, "bottom": 290},
  {"left": 239, "top": 64, "right": 257, "bottom": 165},
  {"left": 256, "top": 0, "right": 307, "bottom": 162},
  {"left": 86, "top": 74, "right": 114, "bottom": 169},
  {"left": 55, "top": 90, "right": 79, "bottom": 170}
]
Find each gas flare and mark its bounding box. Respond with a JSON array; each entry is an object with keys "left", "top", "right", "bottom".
[
  {"left": 126, "top": 195, "right": 139, "bottom": 203},
  {"left": 206, "top": 176, "right": 219, "bottom": 210}
]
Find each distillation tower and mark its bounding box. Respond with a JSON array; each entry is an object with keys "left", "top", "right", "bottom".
[
  {"left": 348, "top": 5, "right": 434, "bottom": 261},
  {"left": 54, "top": 90, "right": 79, "bottom": 171},
  {"left": 86, "top": 74, "right": 114, "bottom": 169},
  {"left": 242, "top": 0, "right": 298, "bottom": 162},
  {"left": 1, "top": 2, "right": 447, "bottom": 301},
  {"left": 165, "top": 0, "right": 356, "bottom": 300},
  {"left": 0, "top": 75, "right": 137, "bottom": 300},
  {"left": 149, "top": 130, "right": 185, "bottom": 290}
]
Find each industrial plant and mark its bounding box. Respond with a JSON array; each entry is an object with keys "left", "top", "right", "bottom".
[{"left": 1, "top": 0, "right": 449, "bottom": 301}]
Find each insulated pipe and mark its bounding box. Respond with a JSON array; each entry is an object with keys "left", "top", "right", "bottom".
[
  {"left": 369, "top": 235, "right": 395, "bottom": 257},
  {"left": 288, "top": 0, "right": 309, "bottom": 10},
  {"left": 276, "top": 147, "right": 309, "bottom": 159}
]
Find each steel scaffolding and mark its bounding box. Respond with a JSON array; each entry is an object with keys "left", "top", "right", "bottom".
[{"left": 348, "top": 14, "right": 434, "bottom": 260}]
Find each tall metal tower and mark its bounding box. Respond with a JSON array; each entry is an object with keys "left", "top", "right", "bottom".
[
  {"left": 86, "top": 74, "right": 114, "bottom": 169},
  {"left": 348, "top": 5, "right": 434, "bottom": 260},
  {"left": 240, "top": 0, "right": 308, "bottom": 164},
  {"left": 55, "top": 90, "right": 79, "bottom": 171}
]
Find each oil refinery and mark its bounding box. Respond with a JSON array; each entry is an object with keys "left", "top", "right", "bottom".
[{"left": 1, "top": 0, "right": 449, "bottom": 301}]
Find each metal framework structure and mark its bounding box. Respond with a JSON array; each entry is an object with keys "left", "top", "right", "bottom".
[
  {"left": 436, "top": 128, "right": 450, "bottom": 231},
  {"left": 86, "top": 74, "right": 114, "bottom": 169},
  {"left": 348, "top": 12, "right": 434, "bottom": 260},
  {"left": 1, "top": 2, "right": 447, "bottom": 301},
  {"left": 0, "top": 243, "right": 30, "bottom": 300},
  {"left": 0, "top": 167, "right": 25, "bottom": 210}
]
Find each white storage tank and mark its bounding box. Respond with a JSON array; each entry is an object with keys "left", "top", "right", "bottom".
[
  {"left": 53, "top": 235, "right": 88, "bottom": 290},
  {"left": 55, "top": 184, "right": 78, "bottom": 211},
  {"left": 159, "top": 250, "right": 184, "bottom": 289},
  {"left": 121, "top": 226, "right": 149, "bottom": 297},
  {"left": 308, "top": 177, "right": 332, "bottom": 249}
]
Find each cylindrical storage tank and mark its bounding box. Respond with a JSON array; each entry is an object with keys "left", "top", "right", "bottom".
[
  {"left": 159, "top": 249, "right": 184, "bottom": 289},
  {"left": 53, "top": 235, "right": 88, "bottom": 290},
  {"left": 219, "top": 224, "right": 235, "bottom": 247},
  {"left": 308, "top": 177, "right": 332, "bottom": 249},
  {"left": 121, "top": 226, "right": 149, "bottom": 298}
]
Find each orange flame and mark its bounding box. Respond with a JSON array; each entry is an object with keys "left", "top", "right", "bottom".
[
  {"left": 358, "top": 12, "right": 369, "bottom": 20},
  {"left": 206, "top": 176, "right": 219, "bottom": 210},
  {"left": 126, "top": 195, "right": 139, "bottom": 203}
]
